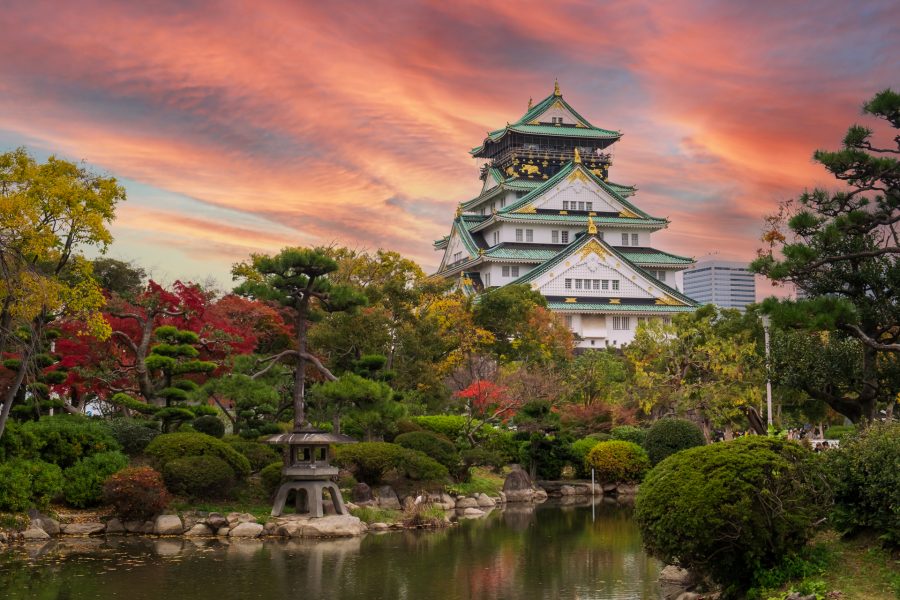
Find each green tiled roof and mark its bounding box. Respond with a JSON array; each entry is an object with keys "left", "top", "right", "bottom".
[
  {"left": 607, "top": 181, "right": 637, "bottom": 197},
  {"left": 483, "top": 245, "right": 692, "bottom": 266},
  {"left": 499, "top": 161, "right": 661, "bottom": 221},
  {"left": 511, "top": 232, "right": 698, "bottom": 307},
  {"left": 547, "top": 302, "right": 696, "bottom": 313},
  {"left": 495, "top": 213, "right": 663, "bottom": 226},
  {"left": 619, "top": 249, "right": 694, "bottom": 265}
]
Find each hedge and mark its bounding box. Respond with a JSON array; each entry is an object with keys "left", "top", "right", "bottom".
[
  {"left": 394, "top": 431, "right": 459, "bottom": 471},
  {"left": 162, "top": 455, "right": 236, "bottom": 499},
  {"left": 19, "top": 415, "right": 121, "bottom": 468},
  {"left": 145, "top": 432, "right": 251, "bottom": 478},
  {"left": 0, "top": 458, "right": 63, "bottom": 512},
  {"left": 643, "top": 419, "right": 705, "bottom": 464},
  {"left": 586, "top": 440, "right": 650, "bottom": 483},
  {"left": 62, "top": 451, "right": 129, "bottom": 507},
  {"left": 635, "top": 437, "right": 830, "bottom": 593}
]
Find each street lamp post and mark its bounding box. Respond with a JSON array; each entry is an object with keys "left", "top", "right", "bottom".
[{"left": 761, "top": 315, "right": 773, "bottom": 429}]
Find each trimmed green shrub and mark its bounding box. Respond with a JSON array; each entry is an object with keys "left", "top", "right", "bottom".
[
  {"left": 192, "top": 415, "right": 225, "bottom": 438},
  {"left": 610, "top": 425, "right": 647, "bottom": 447},
  {"left": 522, "top": 433, "right": 575, "bottom": 480},
  {"left": 827, "top": 421, "right": 900, "bottom": 546},
  {"left": 162, "top": 455, "right": 236, "bottom": 499},
  {"left": 104, "top": 418, "right": 160, "bottom": 455},
  {"left": 823, "top": 424, "right": 856, "bottom": 440},
  {"left": 410, "top": 415, "right": 468, "bottom": 440},
  {"left": 20, "top": 415, "right": 120, "bottom": 468},
  {"left": 145, "top": 432, "right": 251, "bottom": 478},
  {"left": 0, "top": 458, "right": 63, "bottom": 512},
  {"left": 103, "top": 466, "right": 171, "bottom": 520},
  {"left": 394, "top": 431, "right": 459, "bottom": 471},
  {"left": 586, "top": 441, "right": 650, "bottom": 483},
  {"left": 479, "top": 428, "right": 520, "bottom": 465},
  {"left": 225, "top": 438, "right": 281, "bottom": 472},
  {"left": 260, "top": 461, "right": 283, "bottom": 496},
  {"left": 644, "top": 418, "right": 705, "bottom": 464},
  {"left": 62, "top": 451, "right": 129, "bottom": 507},
  {"left": 635, "top": 437, "right": 831, "bottom": 593},
  {"left": 570, "top": 438, "right": 601, "bottom": 478},
  {"left": 332, "top": 442, "right": 449, "bottom": 484}
]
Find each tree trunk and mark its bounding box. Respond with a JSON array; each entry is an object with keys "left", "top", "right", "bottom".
[
  {"left": 332, "top": 412, "right": 341, "bottom": 436},
  {"left": 293, "top": 297, "right": 310, "bottom": 431},
  {"left": 0, "top": 342, "right": 33, "bottom": 439}
]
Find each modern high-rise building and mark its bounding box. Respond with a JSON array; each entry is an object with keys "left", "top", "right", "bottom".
[
  {"left": 682, "top": 259, "right": 756, "bottom": 310},
  {"left": 433, "top": 82, "right": 698, "bottom": 348}
]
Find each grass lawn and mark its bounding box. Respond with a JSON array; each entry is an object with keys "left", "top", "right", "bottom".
[
  {"left": 817, "top": 531, "right": 899, "bottom": 600},
  {"left": 446, "top": 467, "right": 506, "bottom": 497}
]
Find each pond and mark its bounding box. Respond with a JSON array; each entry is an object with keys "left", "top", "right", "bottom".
[{"left": 1, "top": 501, "right": 662, "bottom": 600}]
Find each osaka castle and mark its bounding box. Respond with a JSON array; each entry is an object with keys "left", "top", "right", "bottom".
[{"left": 433, "top": 82, "right": 698, "bottom": 348}]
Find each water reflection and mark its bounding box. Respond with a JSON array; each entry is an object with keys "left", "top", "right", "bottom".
[{"left": 2, "top": 501, "right": 661, "bottom": 600}]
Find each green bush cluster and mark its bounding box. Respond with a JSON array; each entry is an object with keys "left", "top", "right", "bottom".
[
  {"left": 19, "top": 415, "right": 121, "bottom": 468},
  {"left": 102, "top": 466, "right": 171, "bottom": 521},
  {"left": 103, "top": 418, "right": 160, "bottom": 456},
  {"left": 610, "top": 425, "right": 647, "bottom": 447},
  {"left": 224, "top": 437, "right": 281, "bottom": 472},
  {"left": 394, "top": 431, "right": 459, "bottom": 472},
  {"left": 162, "top": 455, "right": 235, "bottom": 499},
  {"left": 145, "top": 432, "right": 251, "bottom": 478},
  {"left": 635, "top": 437, "right": 831, "bottom": 593},
  {"left": 643, "top": 418, "right": 705, "bottom": 464},
  {"left": 0, "top": 458, "right": 63, "bottom": 512},
  {"left": 569, "top": 438, "right": 600, "bottom": 478},
  {"left": 332, "top": 441, "right": 448, "bottom": 484},
  {"left": 827, "top": 421, "right": 900, "bottom": 546},
  {"left": 192, "top": 415, "right": 225, "bottom": 438},
  {"left": 520, "top": 433, "right": 574, "bottom": 480},
  {"left": 260, "top": 461, "right": 283, "bottom": 496},
  {"left": 62, "top": 451, "right": 129, "bottom": 507},
  {"left": 410, "top": 415, "right": 468, "bottom": 440},
  {"left": 585, "top": 441, "right": 650, "bottom": 483}
]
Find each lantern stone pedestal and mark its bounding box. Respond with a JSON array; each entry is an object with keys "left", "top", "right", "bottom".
[{"left": 265, "top": 426, "right": 356, "bottom": 518}]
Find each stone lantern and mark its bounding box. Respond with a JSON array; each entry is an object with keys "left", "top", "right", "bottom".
[{"left": 265, "top": 424, "right": 356, "bottom": 517}]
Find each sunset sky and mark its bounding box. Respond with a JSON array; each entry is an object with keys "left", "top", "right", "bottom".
[{"left": 1, "top": 0, "right": 898, "bottom": 292}]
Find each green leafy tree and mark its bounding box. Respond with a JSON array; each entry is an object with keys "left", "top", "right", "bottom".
[
  {"left": 307, "top": 373, "right": 400, "bottom": 439},
  {"left": 752, "top": 89, "right": 899, "bottom": 422},
  {"left": 232, "top": 247, "right": 366, "bottom": 429},
  {"left": 91, "top": 258, "right": 146, "bottom": 299},
  {"left": 0, "top": 148, "right": 124, "bottom": 439}
]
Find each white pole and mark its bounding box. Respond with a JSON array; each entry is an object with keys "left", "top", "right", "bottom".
[
  {"left": 762, "top": 316, "right": 773, "bottom": 429},
  {"left": 591, "top": 468, "right": 595, "bottom": 496}
]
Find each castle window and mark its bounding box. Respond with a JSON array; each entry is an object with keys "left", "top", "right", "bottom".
[
  {"left": 602, "top": 280, "right": 609, "bottom": 290},
  {"left": 502, "top": 266, "right": 510, "bottom": 277},
  {"left": 621, "top": 233, "right": 629, "bottom": 246},
  {"left": 593, "top": 279, "right": 600, "bottom": 290},
  {"left": 575, "top": 279, "right": 582, "bottom": 290},
  {"left": 492, "top": 231, "right": 499, "bottom": 245},
  {"left": 612, "top": 316, "right": 631, "bottom": 330},
  {"left": 612, "top": 280, "right": 620, "bottom": 291},
  {"left": 551, "top": 116, "right": 563, "bottom": 125},
  {"left": 586, "top": 202, "right": 593, "bottom": 211},
  {"left": 511, "top": 266, "right": 519, "bottom": 277},
  {"left": 631, "top": 233, "right": 639, "bottom": 246},
  {"left": 564, "top": 315, "right": 573, "bottom": 328},
  {"left": 562, "top": 201, "right": 569, "bottom": 210},
  {"left": 551, "top": 230, "right": 559, "bottom": 243},
  {"left": 525, "top": 229, "right": 533, "bottom": 242},
  {"left": 561, "top": 231, "right": 569, "bottom": 243},
  {"left": 564, "top": 278, "right": 572, "bottom": 289},
  {"left": 578, "top": 201, "right": 585, "bottom": 210},
  {"left": 500, "top": 198, "right": 506, "bottom": 208},
  {"left": 453, "top": 252, "right": 462, "bottom": 263},
  {"left": 484, "top": 273, "right": 491, "bottom": 286},
  {"left": 516, "top": 229, "right": 523, "bottom": 242}
]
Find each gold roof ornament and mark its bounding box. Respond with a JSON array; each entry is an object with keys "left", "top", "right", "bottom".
[
  {"left": 573, "top": 147, "right": 581, "bottom": 164},
  {"left": 554, "top": 79, "right": 561, "bottom": 96},
  {"left": 587, "top": 215, "right": 597, "bottom": 235},
  {"left": 527, "top": 97, "right": 533, "bottom": 110},
  {"left": 455, "top": 205, "right": 462, "bottom": 217}
]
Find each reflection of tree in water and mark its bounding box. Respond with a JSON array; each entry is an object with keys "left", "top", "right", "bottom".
[{"left": 4, "top": 505, "right": 660, "bottom": 600}]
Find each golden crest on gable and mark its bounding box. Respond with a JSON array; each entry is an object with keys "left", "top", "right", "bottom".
[
  {"left": 567, "top": 169, "right": 591, "bottom": 183},
  {"left": 514, "top": 204, "right": 536, "bottom": 214},
  {"left": 655, "top": 296, "right": 684, "bottom": 306},
  {"left": 577, "top": 238, "right": 608, "bottom": 260}
]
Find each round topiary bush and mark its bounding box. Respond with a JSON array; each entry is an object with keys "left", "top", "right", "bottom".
[
  {"left": 644, "top": 418, "right": 705, "bottom": 464},
  {"left": 610, "top": 425, "right": 647, "bottom": 447},
  {"left": 635, "top": 437, "right": 830, "bottom": 593},
  {"left": 103, "top": 466, "right": 171, "bottom": 521},
  {"left": 394, "top": 431, "right": 459, "bottom": 471},
  {"left": 145, "top": 432, "right": 251, "bottom": 478},
  {"left": 260, "top": 461, "right": 283, "bottom": 496},
  {"left": 62, "top": 450, "right": 129, "bottom": 508},
  {"left": 585, "top": 440, "right": 650, "bottom": 483},
  {"left": 332, "top": 441, "right": 448, "bottom": 484},
  {"left": 410, "top": 415, "right": 468, "bottom": 440},
  {"left": 225, "top": 438, "right": 281, "bottom": 472},
  {"left": 569, "top": 438, "right": 601, "bottom": 478},
  {"left": 0, "top": 458, "right": 63, "bottom": 512},
  {"left": 103, "top": 418, "right": 160, "bottom": 456},
  {"left": 192, "top": 415, "right": 225, "bottom": 438},
  {"left": 162, "top": 455, "right": 236, "bottom": 499},
  {"left": 827, "top": 421, "right": 900, "bottom": 546}
]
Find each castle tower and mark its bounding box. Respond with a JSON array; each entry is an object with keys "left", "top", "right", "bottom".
[{"left": 434, "top": 83, "right": 698, "bottom": 348}]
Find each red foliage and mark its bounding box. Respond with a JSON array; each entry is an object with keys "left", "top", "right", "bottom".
[
  {"left": 455, "top": 380, "right": 521, "bottom": 423},
  {"left": 102, "top": 466, "right": 171, "bottom": 521}
]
